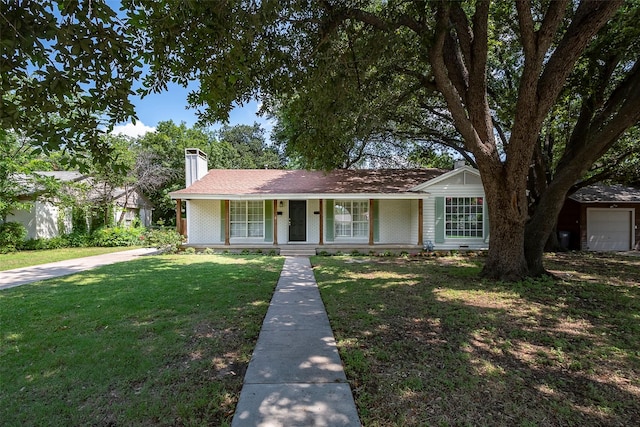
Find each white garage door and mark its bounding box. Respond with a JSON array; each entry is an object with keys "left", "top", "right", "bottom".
[{"left": 587, "top": 209, "right": 632, "bottom": 251}]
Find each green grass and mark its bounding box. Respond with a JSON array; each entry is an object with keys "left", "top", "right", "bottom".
[
  {"left": 313, "top": 253, "right": 640, "bottom": 426},
  {"left": 0, "top": 254, "right": 284, "bottom": 426},
  {"left": 0, "top": 247, "right": 142, "bottom": 271}
]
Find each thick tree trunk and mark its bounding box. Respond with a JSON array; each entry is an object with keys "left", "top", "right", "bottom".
[
  {"left": 480, "top": 168, "right": 529, "bottom": 281},
  {"left": 481, "top": 208, "right": 528, "bottom": 281},
  {"left": 525, "top": 202, "right": 571, "bottom": 275},
  {"left": 524, "top": 163, "right": 586, "bottom": 275}
]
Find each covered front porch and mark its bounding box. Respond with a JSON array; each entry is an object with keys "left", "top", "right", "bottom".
[{"left": 174, "top": 197, "right": 426, "bottom": 248}]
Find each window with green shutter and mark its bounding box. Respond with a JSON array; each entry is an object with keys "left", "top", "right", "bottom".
[
  {"left": 230, "top": 200, "right": 264, "bottom": 238},
  {"left": 220, "top": 200, "right": 226, "bottom": 242},
  {"left": 264, "top": 200, "right": 273, "bottom": 242},
  {"left": 445, "top": 197, "right": 484, "bottom": 238},
  {"left": 373, "top": 200, "right": 380, "bottom": 243},
  {"left": 435, "top": 197, "right": 445, "bottom": 243},
  {"left": 325, "top": 199, "right": 334, "bottom": 242},
  {"left": 334, "top": 200, "right": 369, "bottom": 238}
]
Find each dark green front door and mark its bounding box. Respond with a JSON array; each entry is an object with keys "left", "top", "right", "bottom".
[{"left": 289, "top": 200, "right": 306, "bottom": 242}]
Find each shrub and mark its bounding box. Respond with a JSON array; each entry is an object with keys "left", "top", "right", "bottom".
[
  {"left": 0, "top": 222, "right": 27, "bottom": 253},
  {"left": 183, "top": 247, "right": 196, "bottom": 255},
  {"left": 20, "top": 238, "right": 43, "bottom": 251},
  {"left": 64, "top": 232, "right": 92, "bottom": 248},
  {"left": 92, "top": 226, "right": 146, "bottom": 247},
  {"left": 142, "top": 228, "right": 184, "bottom": 253},
  {"left": 19, "top": 232, "right": 93, "bottom": 251},
  {"left": 46, "top": 236, "right": 67, "bottom": 249}
]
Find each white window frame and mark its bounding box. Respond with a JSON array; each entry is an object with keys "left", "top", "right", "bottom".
[
  {"left": 335, "top": 200, "right": 369, "bottom": 238},
  {"left": 230, "top": 200, "right": 264, "bottom": 238},
  {"left": 445, "top": 197, "right": 484, "bottom": 238}
]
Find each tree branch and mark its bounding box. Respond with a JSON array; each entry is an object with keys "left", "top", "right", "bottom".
[
  {"left": 537, "top": 0, "right": 571, "bottom": 54},
  {"left": 430, "top": 4, "right": 485, "bottom": 155},
  {"left": 516, "top": 0, "right": 536, "bottom": 60},
  {"left": 320, "top": 3, "right": 424, "bottom": 34},
  {"left": 537, "top": 0, "right": 622, "bottom": 122}
]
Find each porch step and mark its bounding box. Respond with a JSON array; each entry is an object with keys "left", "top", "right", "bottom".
[{"left": 279, "top": 248, "right": 317, "bottom": 257}]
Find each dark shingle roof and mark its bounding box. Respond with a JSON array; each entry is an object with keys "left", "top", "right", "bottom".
[
  {"left": 569, "top": 184, "right": 640, "bottom": 203},
  {"left": 170, "top": 169, "right": 448, "bottom": 197}
]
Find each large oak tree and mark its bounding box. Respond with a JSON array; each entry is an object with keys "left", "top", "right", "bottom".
[
  {"left": 3, "top": 1, "right": 638, "bottom": 280},
  {"left": 128, "top": 0, "right": 639, "bottom": 280}
]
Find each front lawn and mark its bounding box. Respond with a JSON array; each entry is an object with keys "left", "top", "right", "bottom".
[
  {"left": 314, "top": 252, "right": 640, "bottom": 426},
  {"left": 0, "top": 247, "right": 142, "bottom": 271},
  {"left": 0, "top": 254, "right": 283, "bottom": 426}
]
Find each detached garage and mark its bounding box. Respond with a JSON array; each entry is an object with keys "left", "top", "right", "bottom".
[{"left": 557, "top": 184, "right": 640, "bottom": 252}]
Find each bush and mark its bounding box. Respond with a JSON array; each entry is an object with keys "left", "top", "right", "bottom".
[
  {"left": 142, "top": 228, "right": 184, "bottom": 253},
  {"left": 64, "top": 232, "right": 92, "bottom": 248},
  {"left": 21, "top": 236, "right": 67, "bottom": 250},
  {"left": 91, "top": 226, "right": 146, "bottom": 247},
  {"left": 0, "top": 222, "right": 27, "bottom": 253}
]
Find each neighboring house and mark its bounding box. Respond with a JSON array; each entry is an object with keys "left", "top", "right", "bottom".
[
  {"left": 5, "top": 171, "right": 82, "bottom": 239},
  {"left": 4, "top": 171, "right": 154, "bottom": 239},
  {"left": 112, "top": 187, "right": 154, "bottom": 227},
  {"left": 170, "top": 149, "right": 489, "bottom": 253},
  {"left": 88, "top": 183, "right": 154, "bottom": 229},
  {"left": 557, "top": 184, "right": 640, "bottom": 251}
]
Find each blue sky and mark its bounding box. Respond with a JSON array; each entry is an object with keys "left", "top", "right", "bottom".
[
  {"left": 113, "top": 81, "right": 273, "bottom": 138},
  {"left": 103, "top": 0, "right": 272, "bottom": 139}
]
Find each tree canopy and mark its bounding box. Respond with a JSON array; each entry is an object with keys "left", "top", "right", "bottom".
[{"left": 0, "top": 1, "right": 140, "bottom": 165}]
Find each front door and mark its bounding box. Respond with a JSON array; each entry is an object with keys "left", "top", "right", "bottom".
[{"left": 289, "top": 200, "right": 307, "bottom": 242}]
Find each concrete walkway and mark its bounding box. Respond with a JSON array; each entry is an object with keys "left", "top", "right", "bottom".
[
  {"left": 232, "top": 256, "right": 361, "bottom": 427},
  {"left": 0, "top": 248, "right": 158, "bottom": 290}
]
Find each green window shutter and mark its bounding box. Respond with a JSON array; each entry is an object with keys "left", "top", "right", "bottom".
[
  {"left": 220, "top": 200, "right": 226, "bottom": 242},
  {"left": 264, "top": 200, "right": 273, "bottom": 242},
  {"left": 373, "top": 200, "right": 380, "bottom": 243},
  {"left": 483, "top": 201, "right": 490, "bottom": 243},
  {"left": 325, "top": 199, "right": 334, "bottom": 242},
  {"left": 435, "top": 197, "right": 445, "bottom": 244}
]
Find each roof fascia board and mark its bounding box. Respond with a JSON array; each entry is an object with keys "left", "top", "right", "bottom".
[
  {"left": 410, "top": 165, "right": 481, "bottom": 191},
  {"left": 170, "top": 192, "right": 430, "bottom": 200},
  {"left": 570, "top": 197, "right": 640, "bottom": 203}
]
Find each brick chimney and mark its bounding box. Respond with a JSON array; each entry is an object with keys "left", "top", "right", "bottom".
[{"left": 185, "top": 148, "right": 208, "bottom": 187}]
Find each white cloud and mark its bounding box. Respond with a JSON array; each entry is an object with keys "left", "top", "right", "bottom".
[{"left": 112, "top": 121, "right": 156, "bottom": 138}]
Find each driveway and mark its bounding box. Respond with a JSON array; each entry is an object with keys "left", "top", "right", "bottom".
[{"left": 0, "top": 248, "right": 158, "bottom": 290}]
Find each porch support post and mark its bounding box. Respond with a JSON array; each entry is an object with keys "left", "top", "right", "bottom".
[
  {"left": 319, "top": 199, "right": 324, "bottom": 245},
  {"left": 369, "top": 198, "right": 374, "bottom": 246},
  {"left": 175, "top": 199, "right": 183, "bottom": 235},
  {"left": 273, "top": 199, "right": 278, "bottom": 245},
  {"left": 418, "top": 199, "right": 424, "bottom": 246},
  {"left": 224, "top": 199, "right": 230, "bottom": 246}
]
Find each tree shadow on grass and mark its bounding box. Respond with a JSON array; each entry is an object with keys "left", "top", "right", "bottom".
[{"left": 314, "top": 255, "right": 640, "bottom": 426}]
